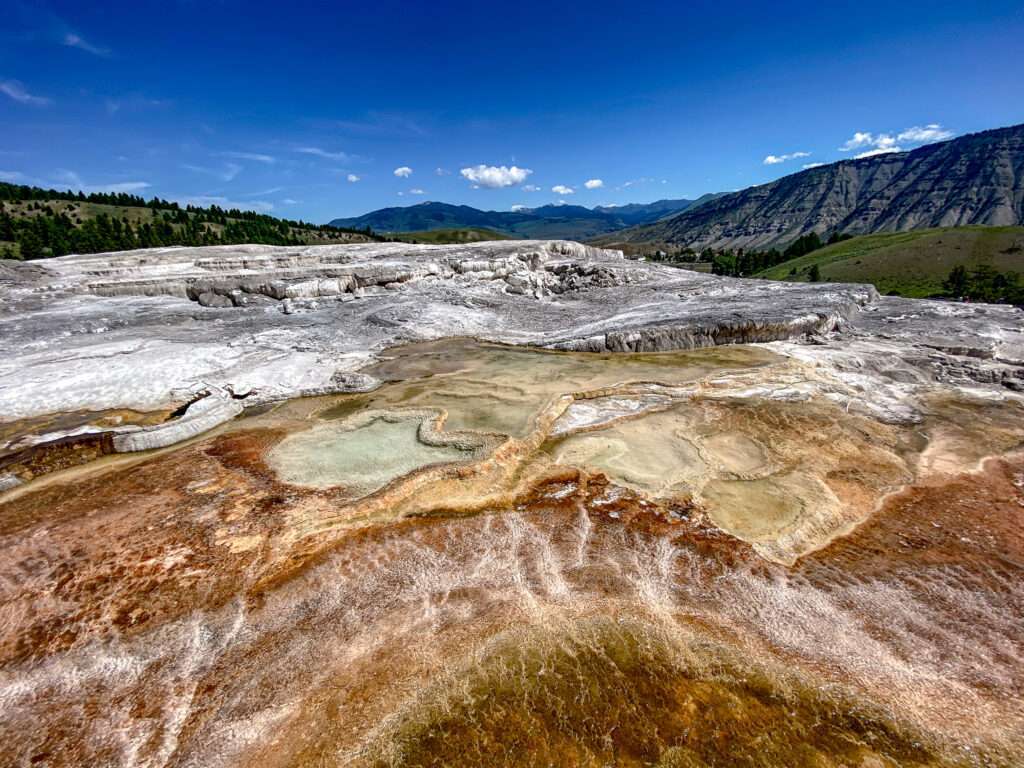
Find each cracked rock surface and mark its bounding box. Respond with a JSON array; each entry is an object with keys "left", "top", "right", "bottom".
[{"left": 0, "top": 239, "right": 1021, "bottom": 427}]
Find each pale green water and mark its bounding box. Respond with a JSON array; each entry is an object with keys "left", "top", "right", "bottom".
[
  {"left": 322, "top": 338, "right": 780, "bottom": 437},
  {"left": 267, "top": 416, "right": 471, "bottom": 494}
]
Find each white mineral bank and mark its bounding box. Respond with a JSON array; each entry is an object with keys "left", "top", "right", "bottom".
[{"left": 1, "top": 240, "right": 1021, "bottom": 443}]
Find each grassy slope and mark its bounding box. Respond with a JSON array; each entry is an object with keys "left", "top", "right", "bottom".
[
  {"left": 755, "top": 226, "right": 1024, "bottom": 296},
  {"left": 389, "top": 227, "right": 513, "bottom": 244}
]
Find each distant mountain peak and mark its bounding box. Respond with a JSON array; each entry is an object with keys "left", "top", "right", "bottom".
[{"left": 328, "top": 196, "right": 710, "bottom": 239}]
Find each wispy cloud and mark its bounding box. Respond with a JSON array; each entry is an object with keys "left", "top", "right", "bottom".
[
  {"left": 584, "top": 178, "right": 604, "bottom": 189},
  {"left": 182, "top": 162, "right": 243, "bottom": 182},
  {"left": 435, "top": 167, "right": 450, "bottom": 176},
  {"left": 241, "top": 187, "right": 284, "bottom": 197},
  {"left": 347, "top": 174, "right": 360, "bottom": 183},
  {"left": 763, "top": 151, "right": 810, "bottom": 165},
  {"left": 460, "top": 165, "right": 532, "bottom": 189},
  {"left": 10, "top": 5, "right": 111, "bottom": 58},
  {"left": 218, "top": 151, "right": 276, "bottom": 164},
  {"left": 393, "top": 166, "right": 413, "bottom": 178},
  {"left": 0, "top": 79, "right": 51, "bottom": 106},
  {"left": 614, "top": 177, "right": 655, "bottom": 191},
  {"left": 294, "top": 146, "right": 352, "bottom": 162},
  {"left": 332, "top": 112, "right": 426, "bottom": 137},
  {"left": 49, "top": 169, "right": 150, "bottom": 194},
  {"left": 521, "top": 184, "right": 541, "bottom": 192},
  {"left": 90, "top": 181, "right": 151, "bottom": 193},
  {"left": 0, "top": 170, "right": 31, "bottom": 183},
  {"left": 104, "top": 94, "right": 171, "bottom": 115},
  {"left": 180, "top": 195, "right": 273, "bottom": 213},
  {"left": 63, "top": 32, "right": 110, "bottom": 57},
  {"left": 408, "top": 188, "right": 425, "bottom": 195},
  {"left": 802, "top": 162, "right": 826, "bottom": 169},
  {"left": 551, "top": 184, "right": 574, "bottom": 195},
  {"left": 838, "top": 123, "right": 954, "bottom": 159},
  {"left": 281, "top": 198, "right": 301, "bottom": 205}
]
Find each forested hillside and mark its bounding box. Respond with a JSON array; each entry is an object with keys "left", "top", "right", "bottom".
[{"left": 0, "top": 182, "right": 381, "bottom": 260}]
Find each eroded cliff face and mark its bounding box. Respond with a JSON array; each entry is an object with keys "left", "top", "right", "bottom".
[
  {"left": 611, "top": 123, "right": 1024, "bottom": 249},
  {"left": 1, "top": 241, "right": 1023, "bottom": 767}
]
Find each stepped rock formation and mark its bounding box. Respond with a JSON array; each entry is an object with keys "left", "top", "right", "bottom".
[
  {"left": 2, "top": 240, "right": 1024, "bottom": 767},
  {"left": 606, "top": 123, "right": 1024, "bottom": 250},
  {"left": 0, "top": 239, "right": 872, "bottom": 421}
]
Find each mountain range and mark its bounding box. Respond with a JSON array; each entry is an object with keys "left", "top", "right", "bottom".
[
  {"left": 330, "top": 124, "right": 1024, "bottom": 251},
  {"left": 328, "top": 195, "right": 723, "bottom": 240},
  {"left": 601, "top": 123, "right": 1024, "bottom": 250}
]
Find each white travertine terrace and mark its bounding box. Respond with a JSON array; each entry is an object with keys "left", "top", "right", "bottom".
[{"left": 0, "top": 240, "right": 1021, "bottom": 445}]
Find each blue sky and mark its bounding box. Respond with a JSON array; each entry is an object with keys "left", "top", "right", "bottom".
[{"left": 1, "top": 0, "right": 1022, "bottom": 223}]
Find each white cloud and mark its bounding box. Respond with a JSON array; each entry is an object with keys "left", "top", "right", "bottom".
[
  {"left": 0, "top": 80, "right": 51, "bottom": 106},
  {"left": 802, "top": 162, "right": 826, "bottom": 169},
  {"left": 393, "top": 166, "right": 413, "bottom": 178},
  {"left": 435, "top": 167, "right": 450, "bottom": 176},
  {"left": 409, "top": 188, "right": 425, "bottom": 195},
  {"left": 584, "top": 178, "right": 604, "bottom": 189},
  {"left": 460, "top": 164, "right": 532, "bottom": 189},
  {"left": 897, "top": 124, "right": 954, "bottom": 143},
  {"left": 295, "top": 146, "right": 352, "bottom": 162},
  {"left": 839, "top": 131, "right": 876, "bottom": 151},
  {"left": 511, "top": 204, "right": 528, "bottom": 212},
  {"left": 183, "top": 162, "right": 243, "bottom": 182},
  {"left": 347, "top": 173, "right": 360, "bottom": 183},
  {"left": 838, "top": 123, "right": 953, "bottom": 157},
  {"left": 63, "top": 33, "right": 110, "bottom": 57},
  {"left": 218, "top": 151, "right": 276, "bottom": 164},
  {"left": 281, "top": 198, "right": 301, "bottom": 205},
  {"left": 839, "top": 132, "right": 901, "bottom": 157},
  {"left": 854, "top": 147, "right": 902, "bottom": 159},
  {"left": 521, "top": 184, "right": 541, "bottom": 192},
  {"left": 763, "top": 151, "right": 810, "bottom": 165},
  {"left": 551, "top": 184, "right": 574, "bottom": 195}
]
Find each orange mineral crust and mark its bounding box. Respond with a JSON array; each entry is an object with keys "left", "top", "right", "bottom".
[{"left": 1, "top": 338, "right": 1023, "bottom": 767}]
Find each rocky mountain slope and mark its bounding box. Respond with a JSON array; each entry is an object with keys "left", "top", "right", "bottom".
[
  {"left": 328, "top": 197, "right": 708, "bottom": 239},
  {"left": 606, "top": 123, "right": 1024, "bottom": 250}
]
